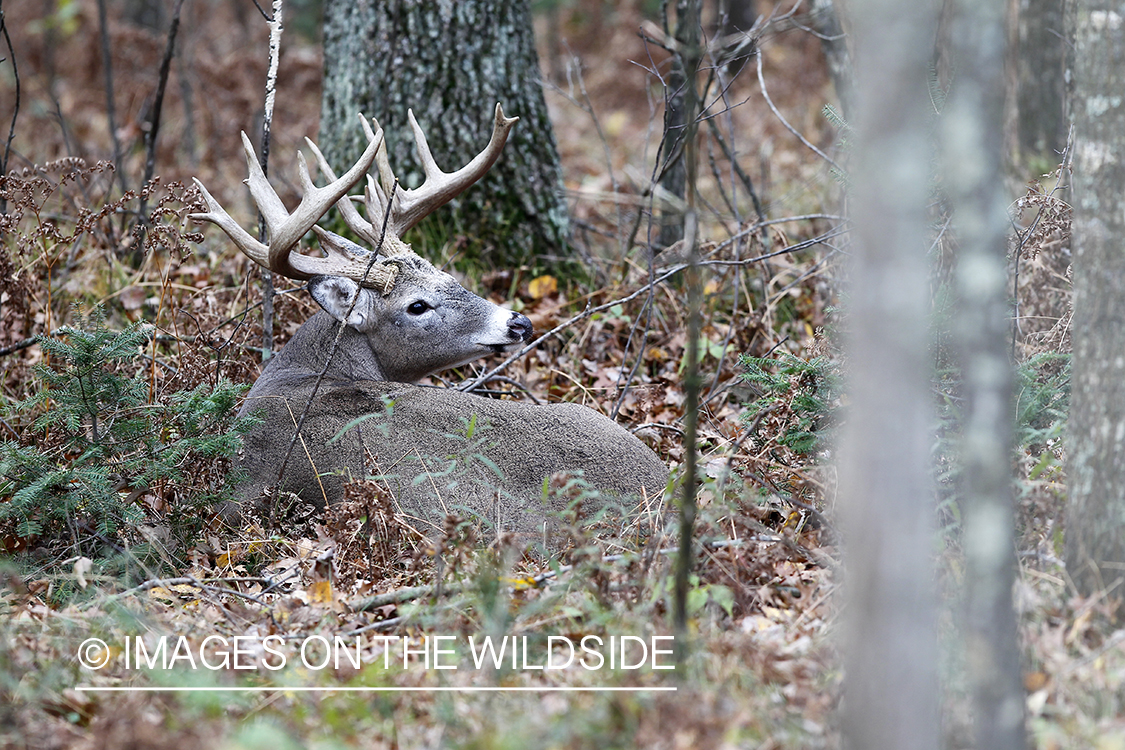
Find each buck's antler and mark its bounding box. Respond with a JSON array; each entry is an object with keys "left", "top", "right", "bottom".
[
  {"left": 304, "top": 103, "right": 518, "bottom": 250},
  {"left": 191, "top": 104, "right": 518, "bottom": 292},
  {"left": 191, "top": 125, "right": 385, "bottom": 281}
]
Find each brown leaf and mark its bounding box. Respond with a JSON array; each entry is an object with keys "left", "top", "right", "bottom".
[{"left": 120, "top": 285, "right": 148, "bottom": 311}]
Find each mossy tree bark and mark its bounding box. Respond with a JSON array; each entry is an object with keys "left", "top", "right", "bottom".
[
  {"left": 1066, "top": 0, "right": 1125, "bottom": 612},
  {"left": 319, "top": 0, "right": 568, "bottom": 271}
]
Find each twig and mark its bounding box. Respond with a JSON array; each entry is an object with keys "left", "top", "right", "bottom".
[
  {"left": 337, "top": 616, "right": 406, "bottom": 636},
  {"left": 0, "top": 2, "right": 20, "bottom": 214},
  {"left": 1010, "top": 125, "right": 1072, "bottom": 357},
  {"left": 138, "top": 0, "right": 185, "bottom": 222},
  {"left": 700, "top": 70, "right": 758, "bottom": 404},
  {"left": 768, "top": 243, "right": 843, "bottom": 301},
  {"left": 608, "top": 292, "right": 655, "bottom": 420},
  {"left": 0, "top": 337, "right": 36, "bottom": 358},
  {"left": 716, "top": 218, "right": 848, "bottom": 256},
  {"left": 755, "top": 52, "right": 841, "bottom": 172},
  {"left": 456, "top": 374, "right": 543, "bottom": 404},
  {"left": 703, "top": 114, "right": 767, "bottom": 225},
  {"left": 83, "top": 575, "right": 285, "bottom": 610},
  {"left": 545, "top": 51, "right": 624, "bottom": 262},
  {"left": 96, "top": 0, "right": 125, "bottom": 196},
  {"left": 354, "top": 584, "right": 454, "bottom": 612},
  {"left": 274, "top": 178, "right": 398, "bottom": 489},
  {"left": 458, "top": 227, "right": 844, "bottom": 392},
  {"left": 258, "top": 0, "right": 284, "bottom": 361},
  {"left": 350, "top": 537, "right": 796, "bottom": 617},
  {"left": 630, "top": 421, "right": 684, "bottom": 436},
  {"left": 670, "top": 0, "right": 705, "bottom": 654}
]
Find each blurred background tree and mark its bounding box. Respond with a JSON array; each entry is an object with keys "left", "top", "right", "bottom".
[
  {"left": 1013, "top": 0, "right": 1069, "bottom": 171},
  {"left": 837, "top": 0, "right": 941, "bottom": 747},
  {"left": 318, "top": 0, "right": 569, "bottom": 272},
  {"left": 942, "top": 0, "right": 1027, "bottom": 745}
]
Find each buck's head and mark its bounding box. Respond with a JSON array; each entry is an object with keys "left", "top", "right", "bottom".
[
  {"left": 191, "top": 104, "right": 533, "bottom": 382},
  {"left": 307, "top": 238, "right": 531, "bottom": 382}
]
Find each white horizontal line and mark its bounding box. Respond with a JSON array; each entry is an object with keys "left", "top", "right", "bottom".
[{"left": 75, "top": 685, "right": 676, "bottom": 693}]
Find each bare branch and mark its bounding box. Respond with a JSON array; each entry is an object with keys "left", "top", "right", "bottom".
[
  {"left": 0, "top": 2, "right": 20, "bottom": 214},
  {"left": 138, "top": 0, "right": 185, "bottom": 222},
  {"left": 755, "top": 52, "right": 841, "bottom": 171}
]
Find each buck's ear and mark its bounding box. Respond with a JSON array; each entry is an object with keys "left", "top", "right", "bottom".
[{"left": 309, "top": 276, "right": 377, "bottom": 329}]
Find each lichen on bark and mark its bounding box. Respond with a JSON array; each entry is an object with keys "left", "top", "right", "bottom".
[{"left": 319, "top": 0, "right": 569, "bottom": 271}]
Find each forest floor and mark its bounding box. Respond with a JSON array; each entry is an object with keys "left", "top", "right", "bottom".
[{"left": 0, "top": 1, "right": 1115, "bottom": 749}]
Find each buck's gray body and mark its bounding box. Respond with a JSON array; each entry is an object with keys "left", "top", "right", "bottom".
[
  {"left": 194, "top": 106, "right": 669, "bottom": 535},
  {"left": 237, "top": 354, "right": 669, "bottom": 534}
]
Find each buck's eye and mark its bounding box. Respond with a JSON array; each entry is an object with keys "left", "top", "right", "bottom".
[{"left": 407, "top": 300, "right": 430, "bottom": 315}]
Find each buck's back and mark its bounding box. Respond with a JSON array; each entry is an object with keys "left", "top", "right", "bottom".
[{"left": 236, "top": 375, "right": 670, "bottom": 535}]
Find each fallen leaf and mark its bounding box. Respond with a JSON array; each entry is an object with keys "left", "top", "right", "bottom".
[
  {"left": 528, "top": 275, "right": 558, "bottom": 300},
  {"left": 120, "top": 285, "right": 148, "bottom": 311},
  {"left": 308, "top": 579, "right": 334, "bottom": 604}
]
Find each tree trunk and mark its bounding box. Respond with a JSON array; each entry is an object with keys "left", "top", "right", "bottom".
[
  {"left": 1066, "top": 0, "right": 1125, "bottom": 611},
  {"left": 837, "top": 0, "right": 941, "bottom": 748},
  {"left": 1015, "top": 0, "right": 1069, "bottom": 165},
  {"left": 658, "top": 1, "right": 692, "bottom": 250},
  {"left": 319, "top": 0, "right": 568, "bottom": 269},
  {"left": 711, "top": 0, "right": 758, "bottom": 77},
  {"left": 942, "top": 1, "right": 1027, "bottom": 747},
  {"left": 809, "top": 0, "right": 855, "bottom": 118}
]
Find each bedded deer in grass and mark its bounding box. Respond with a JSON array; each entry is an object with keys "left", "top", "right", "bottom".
[{"left": 191, "top": 105, "right": 669, "bottom": 537}]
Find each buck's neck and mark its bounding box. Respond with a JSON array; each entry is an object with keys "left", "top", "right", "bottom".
[{"left": 260, "top": 311, "right": 389, "bottom": 385}]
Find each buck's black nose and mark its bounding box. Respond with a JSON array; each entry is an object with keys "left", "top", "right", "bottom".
[{"left": 508, "top": 311, "right": 533, "bottom": 341}]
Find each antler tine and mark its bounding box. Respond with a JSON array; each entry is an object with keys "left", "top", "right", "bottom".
[
  {"left": 198, "top": 126, "right": 382, "bottom": 279},
  {"left": 190, "top": 177, "right": 272, "bottom": 267},
  {"left": 355, "top": 115, "right": 409, "bottom": 257},
  {"left": 189, "top": 138, "right": 279, "bottom": 271},
  {"left": 358, "top": 173, "right": 416, "bottom": 258},
  {"left": 370, "top": 117, "right": 398, "bottom": 201},
  {"left": 407, "top": 109, "right": 444, "bottom": 183},
  {"left": 192, "top": 119, "right": 405, "bottom": 287},
  {"left": 191, "top": 176, "right": 339, "bottom": 279},
  {"left": 240, "top": 132, "right": 291, "bottom": 241},
  {"left": 303, "top": 121, "right": 382, "bottom": 247},
  {"left": 390, "top": 103, "right": 519, "bottom": 235},
  {"left": 272, "top": 127, "right": 385, "bottom": 276},
  {"left": 357, "top": 114, "right": 391, "bottom": 208}
]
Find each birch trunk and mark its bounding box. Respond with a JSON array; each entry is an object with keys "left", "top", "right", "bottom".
[
  {"left": 1066, "top": 0, "right": 1125, "bottom": 612},
  {"left": 838, "top": 0, "right": 941, "bottom": 747}
]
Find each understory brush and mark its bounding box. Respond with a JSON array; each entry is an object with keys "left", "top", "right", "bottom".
[
  {"left": 0, "top": 308, "right": 256, "bottom": 591},
  {"left": 0, "top": 158, "right": 262, "bottom": 593},
  {"left": 2, "top": 473, "right": 832, "bottom": 748},
  {"left": 738, "top": 334, "right": 1071, "bottom": 553}
]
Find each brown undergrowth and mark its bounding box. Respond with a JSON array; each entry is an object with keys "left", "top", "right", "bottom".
[
  {"left": 1, "top": 3, "right": 839, "bottom": 746},
  {"left": 0, "top": 1, "right": 1095, "bottom": 749}
]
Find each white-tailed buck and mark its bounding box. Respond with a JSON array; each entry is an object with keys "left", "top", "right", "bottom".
[{"left": 191, "top": 105, "right": 668, "bottom": 537}]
